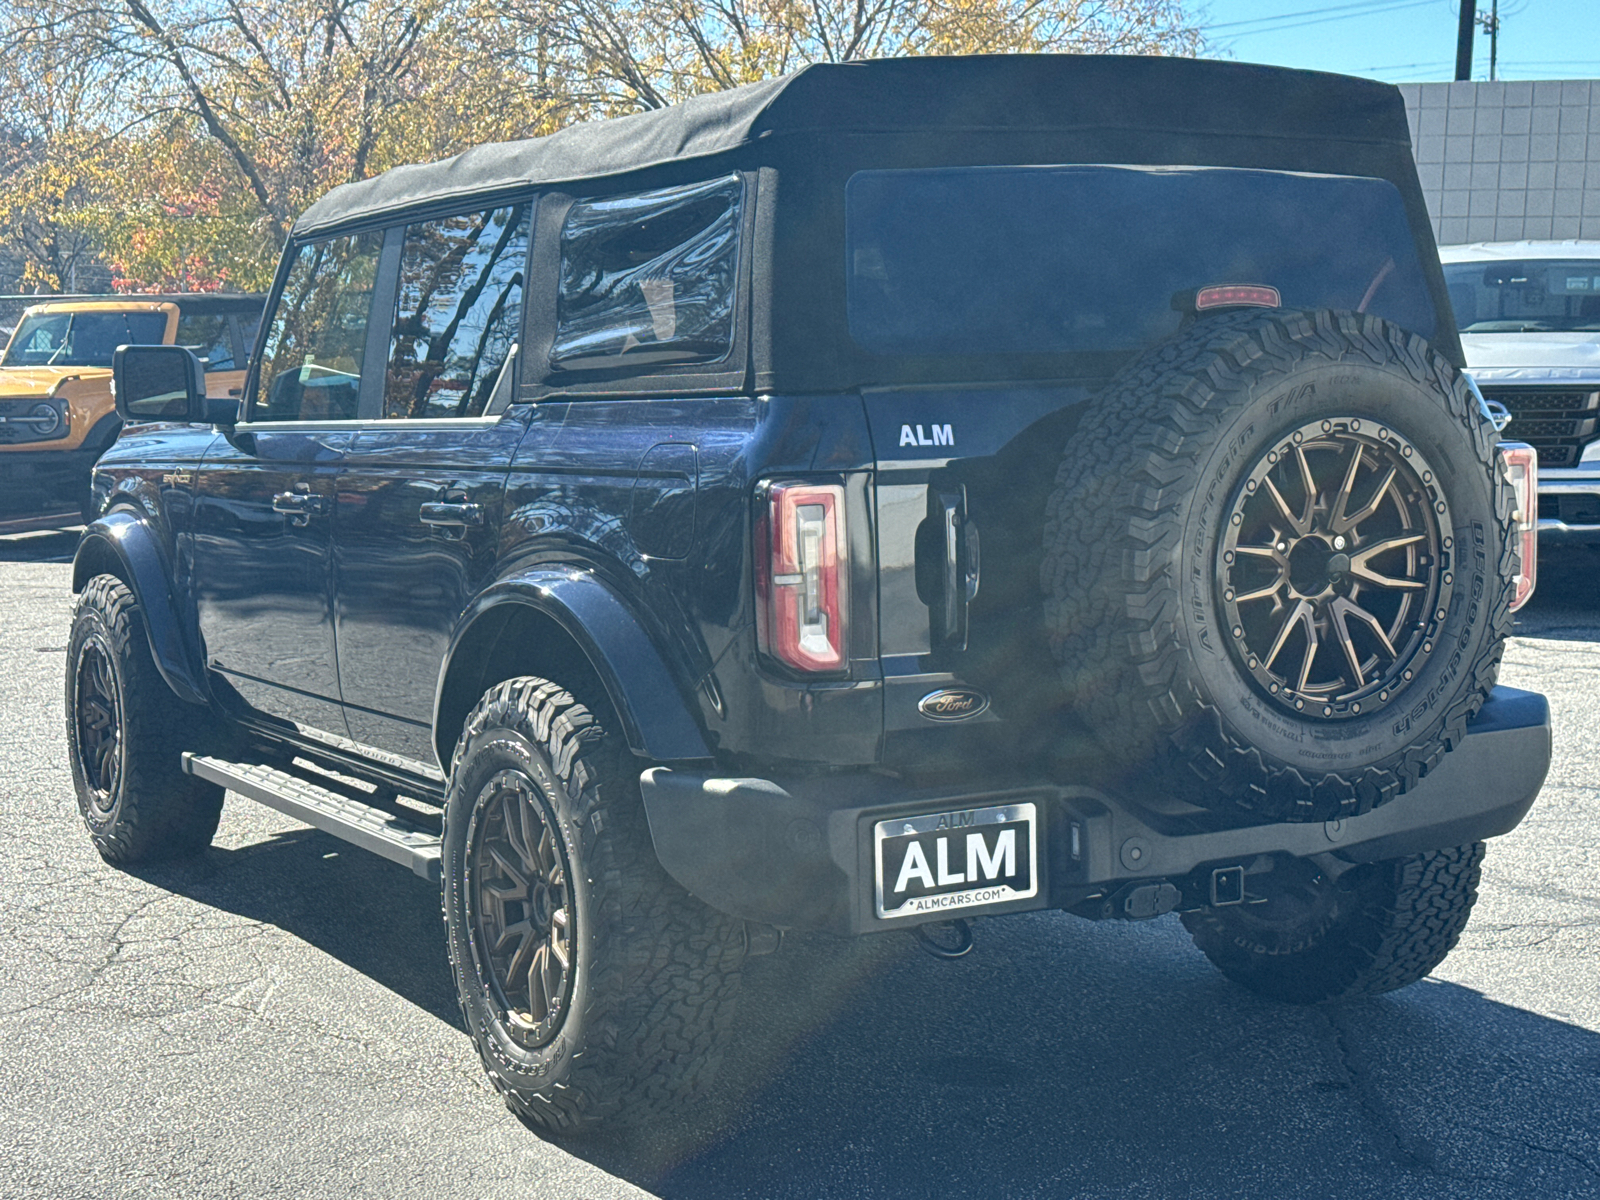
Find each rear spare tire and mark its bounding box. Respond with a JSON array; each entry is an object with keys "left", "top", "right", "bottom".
[{"left": 1042, "top": 309, "right": 1514, "bottom": 822}]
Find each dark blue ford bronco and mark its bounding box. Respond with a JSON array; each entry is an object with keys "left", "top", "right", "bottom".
[{"left": 68, "top": 55, "right": 1552, "bottom": 1133}]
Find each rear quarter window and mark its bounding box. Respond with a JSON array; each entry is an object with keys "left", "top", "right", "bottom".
[
  {"left": 551, "top": 175, "right": 743, "bottom": 370},
  {"left": 846, "top": 166, "right": 1437, "bottom": 359}
]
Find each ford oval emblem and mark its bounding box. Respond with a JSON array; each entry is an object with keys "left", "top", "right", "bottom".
[{"left": 918, "top": 688, "right": 990, "bottom": 722}]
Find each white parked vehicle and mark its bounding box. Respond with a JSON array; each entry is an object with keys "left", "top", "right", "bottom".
[{"left": 1441, "top": 240, "right": 1600, "bottom": 544}]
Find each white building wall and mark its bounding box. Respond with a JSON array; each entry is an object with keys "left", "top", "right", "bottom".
[{"left": 1400, "top": 79, "right": 1600, "bottom": 246}]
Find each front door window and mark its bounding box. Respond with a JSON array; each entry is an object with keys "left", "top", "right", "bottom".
[{"left": 254, "top": 232, "right": 384, "bottom": 422}]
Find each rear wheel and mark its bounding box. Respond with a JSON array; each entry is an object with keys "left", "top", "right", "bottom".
[
  {"left": 1183, "top": 843, "right": 1485, "bottom": 1003},
  {"left": 1042, "top": 309, "right": 1515, "bottom": 821},
  {"left": 442, "top": 676, "right": 745, "bottom": 1134},
  {"left": 65, "top": 574, "right": 224, "bottom": 863}
]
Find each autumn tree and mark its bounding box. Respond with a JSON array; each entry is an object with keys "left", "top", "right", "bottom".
[
  {"left": 0, "top": 1, "right": 120, "bottom": 291},
  {"left": 493, "top": 0, "right": 1205, "bottom": 113},
  {"left": 5, "top": 0, "right": 559, "bottom": 290},
  {"left": 1, "top": 0, "right": 1204, "bottom": 290}
]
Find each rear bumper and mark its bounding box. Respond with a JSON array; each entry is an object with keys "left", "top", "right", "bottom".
[{"left": 640, "top": 686, "right": 1552, "bottom": 934}]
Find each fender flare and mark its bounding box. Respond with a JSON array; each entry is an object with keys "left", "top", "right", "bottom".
[
  {"left": 72, "top": 510, "right": 210, "bottom": 705},
  {"left": 437, "top": 567, "right": 712, "bottom": 763}
]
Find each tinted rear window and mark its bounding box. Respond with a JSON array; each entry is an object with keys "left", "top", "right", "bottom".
[{"left": 846, "top": 166, "right": 1437, "bottom": 358}]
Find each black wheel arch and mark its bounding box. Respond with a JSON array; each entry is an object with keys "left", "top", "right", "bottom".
[
  {"left": 433, "top": 569, "right": 713, "bottom": 771},
  {"left": 72, "top": 510, "right": 210, "bottom": 706}
]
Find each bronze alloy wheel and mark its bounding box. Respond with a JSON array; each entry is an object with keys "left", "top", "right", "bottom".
[
  {"left": 72, "top": 634, "right": 124, "bottom": 815},
  {"left": 1219, "top": 417, "right": 1452, "bottom": 721},
  {"left": 466, "top": 769, "right": 574, "bottom": 1048}
]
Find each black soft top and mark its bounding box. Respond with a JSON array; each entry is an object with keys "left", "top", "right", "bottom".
[
  {"left": 290, "top": 55, "right": 1458, "bottom": 386},
  {"left": 294, "top": 55, "right": 1414, "bottom": 238}
]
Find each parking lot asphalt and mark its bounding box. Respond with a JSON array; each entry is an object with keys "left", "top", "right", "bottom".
[{"left": 1, "top": 527, "right": 1597, "bottom": 1200}]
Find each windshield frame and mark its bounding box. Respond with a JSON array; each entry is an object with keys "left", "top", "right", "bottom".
[{"left": 1, "top": 308, "right": 174, "bottom": 369}]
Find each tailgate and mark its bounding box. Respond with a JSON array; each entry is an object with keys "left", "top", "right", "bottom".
[{"left": 865, "top": 384, "right": 1096, "bottom": 765}]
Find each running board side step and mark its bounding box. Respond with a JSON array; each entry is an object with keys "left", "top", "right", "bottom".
[{"left": 183, "top": 753, "right": 442, "bottom": 882}]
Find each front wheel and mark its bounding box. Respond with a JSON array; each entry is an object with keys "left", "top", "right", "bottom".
[
  {"left": 1182, "top": 843, "right": 1485, "bottom": 1004},
  {"left": 442, "top": 676, "right": 745, "bottom": 1134},
  {"left": 65, "top": 574, "right": 224, "bottom": 863}
]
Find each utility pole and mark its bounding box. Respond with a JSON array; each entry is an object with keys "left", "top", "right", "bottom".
[
  {"left": 1479, "top": 0, "right": 1501, "bottom": 82},
  {"left": 1455, "top": 0, "right": 1475, "bottom": 80}
]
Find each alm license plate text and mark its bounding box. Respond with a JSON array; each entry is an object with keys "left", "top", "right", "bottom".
[{"left": 874, "top": 803, "right": 1038, "bottom": 919}]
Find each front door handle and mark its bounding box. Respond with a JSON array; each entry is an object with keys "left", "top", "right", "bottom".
[
  {"left": 272, "top": 491, "right": 327, "bottom": 527},
  {"left": 419, "top": 502, "right": 485, "bottom": 528}
]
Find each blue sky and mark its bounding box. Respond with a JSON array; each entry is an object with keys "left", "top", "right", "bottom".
[{"left": 1196, "top": 0, "right": 1600, "bottom": 82}]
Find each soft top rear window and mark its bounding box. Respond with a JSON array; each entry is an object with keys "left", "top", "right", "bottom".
[{"left": 846, "top": 166, "right": 1436, "bottom": 359}]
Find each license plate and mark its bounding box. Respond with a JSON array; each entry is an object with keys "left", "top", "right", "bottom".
[{"left": 874, "top": 803, "right": 1038, "bottom": 919}]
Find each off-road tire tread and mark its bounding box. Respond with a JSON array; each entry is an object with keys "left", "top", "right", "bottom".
[
  {"left": 67, "top": 574, "right": 224, "bottom": 862},
  {"left": 1182, "top": 842, "right": 1485, "bottom": 1003},
  {"left": 1041, "top": 309, "right": 1515, "bottom": 821},
  {"left": 444, "top": 676, "right": 744, "bottom": 1134}
]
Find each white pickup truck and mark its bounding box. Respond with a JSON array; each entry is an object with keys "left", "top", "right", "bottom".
[{"left": 1442, "top": 240, "right": 1600, "bottom": 544}]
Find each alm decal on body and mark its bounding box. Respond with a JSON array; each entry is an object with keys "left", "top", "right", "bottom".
[{"left": 899, "top": 423, "right": 954, "bottom": 448}]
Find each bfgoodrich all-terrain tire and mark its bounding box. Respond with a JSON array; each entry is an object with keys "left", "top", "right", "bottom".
[
  {"left": 442, "top": 676, "right": 745, "bottom": 1134},
  {"left": 1182, "top": 843, "right": 1485, "bottom": 1003},
  {"left": 65, "top": 574, "right": 225, "bottom": 863},
  {"left": 1042, "top": 309, "right": 1516, "bottom": 822}
]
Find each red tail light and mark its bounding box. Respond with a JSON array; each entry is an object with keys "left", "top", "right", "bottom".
[
  {"left": 1499, "top": 442, "right": 1538, "bottom": 611},
  {"left": 755, "top": 481, "right": 848, "bottom": 673}
]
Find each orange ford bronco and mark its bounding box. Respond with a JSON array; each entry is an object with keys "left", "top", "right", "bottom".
[{"left": 0, "top": 294, "right": 261, "bottom": 529}]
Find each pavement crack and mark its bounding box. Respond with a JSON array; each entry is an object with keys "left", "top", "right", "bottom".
[
  {"left": 1319, "top": 1007, "right": 1438, "bottom": 1175},
  {"left": 86, "top": 892, "right": 178, "bottom": 983},
  {"left": 1459, "top": 1123, "right": 1600, "bottom": 1181}
]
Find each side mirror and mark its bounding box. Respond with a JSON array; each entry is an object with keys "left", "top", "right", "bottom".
[{"left": 112, "top": 344, "right": 210, "bottom": 424}]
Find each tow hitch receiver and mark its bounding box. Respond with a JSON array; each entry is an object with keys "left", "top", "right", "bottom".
[{"left": 1210, "top": 866, "right": 1246, "bottom": 907}]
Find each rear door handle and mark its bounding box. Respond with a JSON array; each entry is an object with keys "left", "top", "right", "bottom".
[{"left": 419, "top": 502, "right": 485, "bottom": 527}]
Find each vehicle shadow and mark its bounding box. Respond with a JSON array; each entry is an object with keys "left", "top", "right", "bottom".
[
  {"left": 1514, "top": 546, "right": 1600, "bottom": 642},
  {"left": 127, "top": 825, "right": 462, "bottom": 1029},
  {"left": 129, "top": 824, "right": 1600, "bottom": 1198},
  {"left": 0, "top": 528, "right": 81, "bottom": 563},
  {"left": 572, "top": 916, "right": 1600, "bottom": 1199}
]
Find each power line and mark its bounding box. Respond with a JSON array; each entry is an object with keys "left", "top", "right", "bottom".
[
  {"left": 1203, "top": 0, "right": 1431, "bottom": 31},
  {"left": 1215, "top": 0, "right": 1439, "bottom": 40}
]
